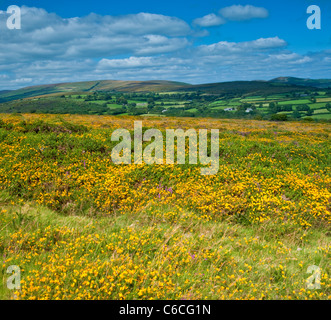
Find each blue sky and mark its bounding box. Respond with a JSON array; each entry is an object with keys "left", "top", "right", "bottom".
[{"left": 0, "top": 0, "right": 330, "bottom": 89}]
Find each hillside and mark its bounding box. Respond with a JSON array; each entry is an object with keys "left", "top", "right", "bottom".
[
  {"left": 0, "top": 80, "right": 190, "bottom": 103},
  {"left": 270, "top": 77, "right": 331, "bottom": 89},
  {"left": 176, "top": 80, "right": 312, "bottom": 95},
  {"left": 0, "top": 77, "right": 325, "bottom": 103},
  {"left": 0, "top": 114, "right": 330, "bottom": 300}
]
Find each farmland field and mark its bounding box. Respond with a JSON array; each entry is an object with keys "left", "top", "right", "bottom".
[
  {"left": 310, "top": 114, "right": 331, "bottom": 120},
  {"left": 278, "top": 100, "right": 312, "bottom": 105},
  {"left": 1, "top": 87, "right": 331, "bottom": 121},
  {"left": 0, "top": 113, "right": 330, "bottom": 300}
]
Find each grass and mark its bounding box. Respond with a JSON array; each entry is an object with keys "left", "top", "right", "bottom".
[
  {"left": 240, "top": 96, "right": 264, "bottom": 102},
  {"left": 1, "top": 191, "right": 329, "bottom": 300},
  {"left": 310, "top": 114, "right": 331, "bottom": 120},
  {"left": 89, "top": 100, "right": 108, "bottom": 105},
  {"left": 107, "top": 104, "right": 123, "bottom": 109},
  {"left": 313, "top": 109, "right": 329, "bottom": 114},
  {"left": 309, "top": 103, "right": 327, "bottom": 110},
  {"left": 227, "top": 102, "right": 241, "bottom": 106},
  {"left": 317, "top": 98, "right": 331, "bottom": 103},
  {"left": 185, "top": 108, "right": 198, "bottom": 113},
  {"left": 279, "top": 100, "right": 312, "bottom": 105},
  {"left": 209, "top": 101, "right": 228, "bottom": 106}
]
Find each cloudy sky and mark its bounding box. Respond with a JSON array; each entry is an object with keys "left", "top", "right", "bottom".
[{"left": 0, "top": 0, "right": 330, "bottom": 89}]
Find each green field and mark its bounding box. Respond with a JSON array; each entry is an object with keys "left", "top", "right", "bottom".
[
  {"left": 0, "top": 84, "right": 330, "bottom": 121},
  {"left": 310, "top": 113, "right": 331, "bottom": 119},
  {"left": 185, "top": 108, "right": 198, "bottom": 113},
  {"left": 279, "top": 99, "right": 312, "bottom": 105}
]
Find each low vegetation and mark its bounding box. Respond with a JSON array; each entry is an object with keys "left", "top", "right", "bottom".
[{"left": 0, "top": 114, "right": 330, "bottom": 300}]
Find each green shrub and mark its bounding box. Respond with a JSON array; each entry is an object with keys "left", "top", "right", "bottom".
[{"left": 270, "top": 114, "right": 288, "bottom": 121}]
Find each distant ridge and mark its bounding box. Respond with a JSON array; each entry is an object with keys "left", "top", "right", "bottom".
[
  {"left": 0, "top": 90, "right": 12, "bottom": 95},
  {"left": 0, "top": 80, "right": 190, "bottom": 102},
  {"left": 270, "top": 77, "right": 331, "bottom": 89},
  {"left": 0, "top": 77, "right": 329, "bottom": 103}
]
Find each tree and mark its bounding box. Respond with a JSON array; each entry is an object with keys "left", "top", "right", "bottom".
[
  {"left": 292, "top": 110, "right": 301, "bottom": 119},
  {"left": 296, "top": 104, "right": 310, "bottom": 112},
  {"left": 268, "top": 102, "right": 279, "bottom": 113},
  {"left": 147, "top": 102, "right": 155, "bottom": 111},
  {"left": 271, "top": 114, "right": 287, "bottom": 121},
  {"left": 116, "top": 96, "right": 127, "bottom": 105},
  {"left": 280, "top": 105, "right": 292, "bottom": 112},
  {"left": 306, "top": 109, "right": 314, "bottom": 116},
  {"left": 326, "top": 103, "right": 331, "bottom": 113}
]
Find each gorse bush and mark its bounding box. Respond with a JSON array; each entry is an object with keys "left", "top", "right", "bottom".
[
  {"left": 0, "top": 114, "right": 329, "bottom": 227},
  {"left": 17, "top": 120, "right": 89, "bottom": 134},
  {"left": 0, "top": 113, "right": 330, "bottom": 300},
  {"left": 270, "top": 114, "right": 288, "bottom": 121}
]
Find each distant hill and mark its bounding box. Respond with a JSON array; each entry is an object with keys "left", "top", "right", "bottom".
[
  {"left": 176, "top": 80, "right": 311, "bottom": 95},
  {"left": 0, "top": 77, "right": 328, "bottom": 103},
  {"left": 0, "top": 90, "right": 12, "bottom": 95},
  {"left": 270, "top": 77, "right": 331, "bottom": 89},
  {"left": 0, "top": 80, "right": 190, "bottom": 102}
]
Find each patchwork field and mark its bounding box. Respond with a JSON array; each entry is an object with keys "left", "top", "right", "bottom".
[
  {"left": 0, "top": 113, "right": 330, "bottom": 300},
  {"left": 1, "top": 86, "right": 331, "bottom": 121}
]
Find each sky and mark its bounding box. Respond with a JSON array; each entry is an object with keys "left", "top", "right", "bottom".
[{"left": 0, "top": 0, "right": 330, "bottom": 89}]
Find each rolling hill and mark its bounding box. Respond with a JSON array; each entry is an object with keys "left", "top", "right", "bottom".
[
  {"left": 270, "top": 77, "right": 331, "bottom": 89},
  {"left": 175, "top": 80, "right": 313, "bottom": 95},
  {"left": 0, "top": 80, "right": 190, "bottom": 102},
  {"left": 0, "top": 77, "right": 328, "bottom": 103}
]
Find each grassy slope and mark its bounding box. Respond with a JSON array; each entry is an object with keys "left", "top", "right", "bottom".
[
  {"left": 0, "top": 191, "right": 330, "bottom": 300},
  {"left": 0, "top": 114, "right": 330, "bottom": 300},
  {"left": 0, "top": 79, "right": 316, "bottom": 103},
  {"left": 0, "top": 80, "right": 190, "bottom": 102},
  {"left": 271, "top": 77, "right": 331, "bottom": 89},
  {"left": 177, "top": 81, "right": 313, "bottom": 95}
]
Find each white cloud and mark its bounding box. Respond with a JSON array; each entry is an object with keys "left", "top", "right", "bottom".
[
  {"left": 0, "top": 6, "right": 329, "bottom": 89},
  {"left": 135, "top": 35, "right": 190, "bottom": 55},
  {"left": 11, "top": 78, "right": 33, "bottom": 84},
  {"left": 246, "top": 37, "right": 287, "bottom": 49},
  {"left": 198, "top": 37, "right": 287, "bottom": 55},
  {"left": 193, "top": 13, "right": 226, "bottom": 27},
  {"left": 98, "top": 57, "right": 160, "bottom": 69},
  {"left": 268, "top": 54, "right": 312, "bottom": 64},
  {"left": 290, "top": 57, "right": 313, "bottom": 64},
  {"left": 220, "top": 5, "right": 269, "bottom": 21},
  {"left": 0, "top": 6, "right": 191, "bottom": 64}
]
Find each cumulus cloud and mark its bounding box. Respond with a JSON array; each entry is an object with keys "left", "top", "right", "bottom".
[
  {"left": 98, "top": 57, "right": 161, "bottom": 69},
  {"left": 197, "top": 37, "right": 287, "bottom": 55},
  {"left": 0, "top": 6, "right": 191, "bottom": 64},
  {"left": 17, "top": 7, "right": 190, "bottom": 36},
  {"left": 219, "top": 5, "right": 269, "bottom": 21},
  {"left": 92, "top": 39, "right": 325, "bottom": 85},
  {"left": 0, "top": 6, "right": 329, "bottom": 89},
  {"left": 193, "top": 13, "right": 226, "bottom": 27}
]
